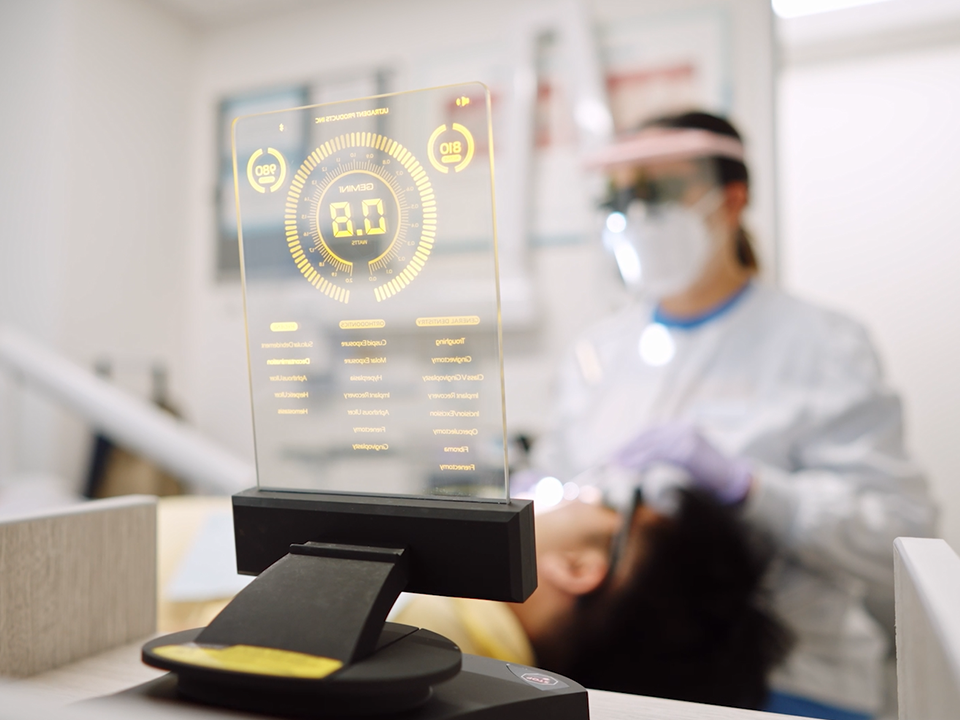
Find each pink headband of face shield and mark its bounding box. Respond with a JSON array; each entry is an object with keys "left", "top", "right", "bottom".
[{"left": 584, "top": 127, "right": 745, "bottom": 170}]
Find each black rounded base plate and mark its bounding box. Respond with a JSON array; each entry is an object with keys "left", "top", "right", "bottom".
[{"left": 142, "top": 623, "right": 462, "bottom": 716}]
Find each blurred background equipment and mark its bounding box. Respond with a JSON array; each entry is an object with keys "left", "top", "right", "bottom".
[
  {"left": 0, "top": 326, "right": 254, "bottom": 499},
  {"left": 84, "top": 361, "right": 185, "bottom": 499}
]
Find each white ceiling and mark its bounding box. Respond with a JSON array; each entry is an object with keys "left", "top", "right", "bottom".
[
  {"left": 146, "top": 0, "right": 320, "bottom": 29},
  {"left": 146, "top": 0, "right": 960, "bottom": 62},
  {"left": 778, "top": 0, "right": 960, "bottom": 62}
]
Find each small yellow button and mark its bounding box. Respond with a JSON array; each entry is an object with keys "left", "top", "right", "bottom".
[{"left": 270, "top": 322, "right": 299, "bottom": 332}]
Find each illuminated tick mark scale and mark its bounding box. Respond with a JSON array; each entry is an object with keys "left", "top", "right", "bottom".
[{"left": 285, "top": 132, "right": 438, "bottom": 304}]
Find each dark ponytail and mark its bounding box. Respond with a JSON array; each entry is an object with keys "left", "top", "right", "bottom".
[{"left": 736, "top": 227, "right": 758, "bottom": 271}]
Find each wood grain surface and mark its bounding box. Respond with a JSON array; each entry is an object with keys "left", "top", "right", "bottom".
[{"left": 0, "top": 495, "right": 157, "bottom": 677}]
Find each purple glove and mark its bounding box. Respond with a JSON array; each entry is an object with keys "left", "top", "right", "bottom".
[{"left": 614, "top": 423, "right": 752, "bottom": 505}]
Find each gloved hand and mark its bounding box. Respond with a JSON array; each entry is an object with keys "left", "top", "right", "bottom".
[{"left": 614, "top": 423, "right": 752, "bottom": 505}]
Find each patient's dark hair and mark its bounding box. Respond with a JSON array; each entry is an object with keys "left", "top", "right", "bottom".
[{"left": 564, "top": 489, "right": 792, "bottom": 710}]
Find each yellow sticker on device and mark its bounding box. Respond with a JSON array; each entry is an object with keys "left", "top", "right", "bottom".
[{"left": 153, "top": 643, "right": 343, "bottom": 679}]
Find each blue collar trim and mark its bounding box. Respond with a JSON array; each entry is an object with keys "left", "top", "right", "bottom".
[{"left": 653, "top": 282, "right": 753, "bottom": 329}]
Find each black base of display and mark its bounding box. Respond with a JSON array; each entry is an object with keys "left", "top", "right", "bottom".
[
  {"left": 118, "top": 652, "right": 589, "bottom": 720},
  {"left": 142, "top": 624, "right": 462, "bottom": 716},
  {"left": 231, "top": 490, "right": 537, "bottom": 603}
]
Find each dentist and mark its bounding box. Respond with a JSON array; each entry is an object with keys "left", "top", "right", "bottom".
[{"left": 535, "top": 112, "right": 936, "bottom": 720}]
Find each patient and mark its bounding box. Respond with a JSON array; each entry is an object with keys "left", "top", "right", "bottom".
[{"left": 393, "top": 489, "right": 792, "bottom": 709}]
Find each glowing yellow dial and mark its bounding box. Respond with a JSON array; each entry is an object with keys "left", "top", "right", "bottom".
[{"left": 285, "top": 132, "right": 437, "bottom": 304}]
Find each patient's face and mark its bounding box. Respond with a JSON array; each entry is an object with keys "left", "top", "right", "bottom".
[
  {"left": 535, "top": 500, "right": 623, "bottom": 558},
  {"left": 535, "top": 500, "right": 666, "bottom": 584}
]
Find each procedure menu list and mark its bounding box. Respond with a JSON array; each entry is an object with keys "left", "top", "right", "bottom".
[
  {"left": 341, "top": 326, "right": 390, "bottom": 452},
  {"left": 263, "top": 326, "right": 312, "bottom": 416},
  {"left": 259, "top": 316, "right": 493, "bottom": 481},
  {"left": 417, "top": 315, "right": 485, "bottom": 474}
]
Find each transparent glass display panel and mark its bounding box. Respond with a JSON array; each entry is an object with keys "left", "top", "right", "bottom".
[{"left": 232, "top": 83, "right": 507, "bottom": 500}]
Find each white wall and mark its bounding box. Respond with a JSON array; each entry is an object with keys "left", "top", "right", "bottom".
[
  {"left": 779, "top": 18, "right": 960, "bottom": 549},
  {"left": 0, "top": 1, "right": 69, "bottom": 481},
  {"left": 0, "top": 0, "right": 197, "bottom": 489}
]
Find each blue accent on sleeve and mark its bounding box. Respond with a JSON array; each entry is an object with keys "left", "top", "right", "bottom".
[
  {"left": 652, "top": 281, "right": 752, "bottom": 329},
  {"left": 764, "top": 691, "right": 873, "bottom": 720}
]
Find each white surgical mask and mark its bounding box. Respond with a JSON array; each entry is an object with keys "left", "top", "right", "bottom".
[{"left": 604, "top": 189, "right": 724, "bottom": 299}]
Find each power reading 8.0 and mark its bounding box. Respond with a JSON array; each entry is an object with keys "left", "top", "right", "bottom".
[{"left": 329, "top": 198, "right": 388, "bottom": 239}]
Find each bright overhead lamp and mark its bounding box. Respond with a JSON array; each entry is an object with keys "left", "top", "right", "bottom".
[{"left": 772, "top": 0, "right": 893, "bottom": 19}]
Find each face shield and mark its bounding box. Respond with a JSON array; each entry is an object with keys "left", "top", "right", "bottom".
[
  {"left": 587, "top": 127, "right": 745, "bottom": 299},
  {"left": 602, "top": 163, "right": 724, "bottom": 298}
]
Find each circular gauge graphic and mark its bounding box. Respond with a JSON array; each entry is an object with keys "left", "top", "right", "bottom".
[{"left": 285, "top": 133, "right": 437, "bottom": 304}]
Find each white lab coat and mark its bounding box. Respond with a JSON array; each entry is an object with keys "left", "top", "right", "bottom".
[{"left": 535, "top": 282, "right": 936, "bottom": 714}]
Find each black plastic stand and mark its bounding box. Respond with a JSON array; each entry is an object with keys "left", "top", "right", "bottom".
[
  {"left": 198, "top": 542, "right": 409, "bottom": 664},
  {"left": 141, "top": 540, "right": 588, "bottom": 720},
  {"left": 143, "top": 542, "right": 462, "bottom": 715}
]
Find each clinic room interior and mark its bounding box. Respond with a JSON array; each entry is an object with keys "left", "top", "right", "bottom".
[{"left": 2, "top": 1, "right": 960, "bottom": 720}]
